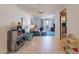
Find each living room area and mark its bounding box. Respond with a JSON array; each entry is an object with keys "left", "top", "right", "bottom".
[{"left": 30, "top": 14, "right": 55, "bottom": 36}]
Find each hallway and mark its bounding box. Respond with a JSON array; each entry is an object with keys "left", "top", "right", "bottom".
[
  {"left": 15, "top": 36, "right": 65, "bottom": 54},
  {"left": 0, "top": 4, "right": 79, "bottom": 54}
]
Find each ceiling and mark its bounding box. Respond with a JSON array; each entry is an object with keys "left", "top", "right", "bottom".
[{"left": 16, "top": 4, "right": 64, "bottom": 15}]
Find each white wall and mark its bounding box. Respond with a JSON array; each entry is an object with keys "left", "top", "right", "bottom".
[
  {"left": 66, "top": 5, "right": 79, "bottom": 39},
  {"left": 0, "top": 5, "right": 31, "bottom": 53},
  {"left": 55, "top": 11, "right": 60, "bottom": 39},
  {"left": 0, "top": 5, "right": 31, "bottom": 31}
]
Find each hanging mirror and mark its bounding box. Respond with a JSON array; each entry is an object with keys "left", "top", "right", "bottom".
[{"left": 60, "top": 8, "right": 67, "bottom": 40}]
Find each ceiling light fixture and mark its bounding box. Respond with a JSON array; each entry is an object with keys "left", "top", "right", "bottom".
[
  {"left": 39, "top": 10, "right": 43, "bottom": 14},
  {"left": 37, "top": 4, "right": 43, "bottom": 15}
]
